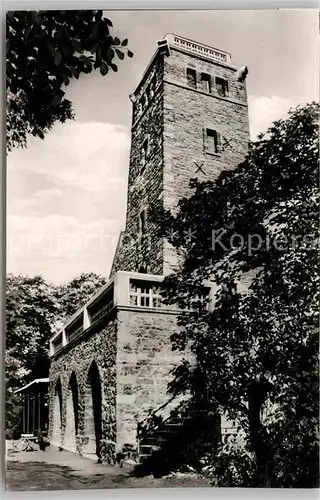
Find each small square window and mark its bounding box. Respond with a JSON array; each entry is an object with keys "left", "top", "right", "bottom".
[
  {"left": 215, "top": 77, "right": 228, "bottom": 97},
  {"left": 123, "top": 384, "right": 133, "bottom": 395},
  {"left": 186, "top": 68, "right": 197, "bottom": 89},
  {"left": 204, "top": 128, "right": 221, "bottom": 155},
  {"left": 201, "top": 73, "right": 211, "bottom": 93},
  {"left": 221, "top": 282, "right": 237, "bottom": 297},
  {"left": 139, "top": 265, "right": 148, "bottom": 274}
]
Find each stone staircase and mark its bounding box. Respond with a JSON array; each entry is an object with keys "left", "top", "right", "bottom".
[{"left": 136, "top": 395, "right": 221, "bottom": 477}]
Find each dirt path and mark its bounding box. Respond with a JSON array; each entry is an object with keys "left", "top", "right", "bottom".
[
  {"left": 5, "top": 443, "right": 210, "bottom": 491},
  {"left": 6, "top": 461, "right": 210, "bottom": 491}
]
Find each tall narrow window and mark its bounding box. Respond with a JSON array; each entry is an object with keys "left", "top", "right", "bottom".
[
  {"left": 139, "top": 210, "right": 147, "bottom": 238},
  {"left": 215, "top": 77, "right": 228, "bottom": 97},
  {"left": 149, "top": 81, "right": 155, "bottom": 99},
  {"left": 186, "top": 68, "right": 197, "bottom": 89},
  {"left": 201, "top": 73, "right": 211, "bottom": 93},
  {"left": 141, "top": 137, "right": 149, "bottom": 174},
  {"left": 144, "top": 90, "right": 149, "bottom": 108},
  {"left": 204, "top": 128, "right": 221, "bottom": 155}
]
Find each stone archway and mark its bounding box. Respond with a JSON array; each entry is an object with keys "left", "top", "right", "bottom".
[
  {"left": 83, "top": 361, "right": 102, "bottom": 460},
  {"left": 64, "top": 372, "right": 79, "bottom": 453},
  {"left": 51, "top": 378, "right": 62, "bottom": 448}
]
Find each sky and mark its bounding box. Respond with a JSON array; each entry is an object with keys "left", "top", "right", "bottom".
[{"left": 7, "top": 9, "right": 319, "bottom": 284}]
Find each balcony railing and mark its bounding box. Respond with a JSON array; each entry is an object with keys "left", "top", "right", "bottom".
[
  {"left": 50, "top": 272, "right": 213, "bottom": 358},
  {"left": 53, "top": 342, "right": 63, "bottom": 354},
  {"left": 90, "top": 300, "right": 114, "bottom": 324},
  {"left": 67, "top": 324, "right": 84, "bottom": 343},
  {"left": 129, "top": 279, "right": 162, "bottom": 308}
]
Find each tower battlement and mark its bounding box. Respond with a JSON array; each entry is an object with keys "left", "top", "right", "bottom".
[{"left": 165, "top": 33, "right": 232, "bottom": 65}]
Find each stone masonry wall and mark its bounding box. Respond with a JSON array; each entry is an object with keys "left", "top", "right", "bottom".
[
  {"left": 48, "top": 318, "right": 117, "bottom": 463},
  {"left": 115, "top": 53, "right": 165, "bottom": 275},
  {"left": 48, "top": 305, "right": 189, "bottom": 459},
  {"left": 162, "top": 47, "right": 250, "bottom": 273},
  {"left": 115, "top": 308, "right": 187, "bottom": 450}
]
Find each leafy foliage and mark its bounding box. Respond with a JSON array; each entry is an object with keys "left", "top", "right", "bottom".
[
  {"left": 5, "top": 271, "right": 107, "bottom": 434},
  {"left": 6, "top": 10, "right": 133, "bottom": 150},
  {"left": 6, "top": 274, "right": 59, "bottom": 375},
  {"left": 159, "top": 103, "right": 319, "bottom": 487},
  {"left": 5, "top": 274, "right": 59, "bottom": 435},
  {"left": 55, "top": 272, "right": 107, "bottom": 320}
]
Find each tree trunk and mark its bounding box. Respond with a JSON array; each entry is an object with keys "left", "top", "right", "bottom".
[{"left": 248, "top": 380, "right": 274, "bottom": 487}]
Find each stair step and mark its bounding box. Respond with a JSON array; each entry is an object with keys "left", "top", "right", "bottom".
[
  {"left": 158, "top": 429, "right": 175, "bottom": 437},
  {"left": 142, "top": 436, "right": 165, "bottom": 446},
  {"left": 139, "top": 453, "right": 153, "bottom": 461},
  {"left": 165, "top": 417, "right": 181, "bottom": 424},
  {"left": 166, "top": 422, "right": 183, "bottom": 428},
  {"left": 139, "top": 445, "right": 154, "bottom": 454}
]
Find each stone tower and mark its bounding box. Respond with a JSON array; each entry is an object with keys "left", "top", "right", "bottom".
[
  {"left": 111, "top": 33, "right": 250, "bottom": 277},
  {"left": 48, "top": 34, "right": 250, "bottom": 465}
]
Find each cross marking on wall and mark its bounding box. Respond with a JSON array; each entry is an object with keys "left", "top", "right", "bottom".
[
  {"left": 194, "top": 162, "right": 205, "bottom": 175},
  {"left": 222, "top": 136, "right": 232, "bottom": 149}
]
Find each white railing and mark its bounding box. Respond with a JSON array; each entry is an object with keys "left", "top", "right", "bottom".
[
  {"left": 166, "top": 34, "right": 231, "bottom": 64},
  {"left": 129, "top": 280, "right": 162, "bottom": 308}
]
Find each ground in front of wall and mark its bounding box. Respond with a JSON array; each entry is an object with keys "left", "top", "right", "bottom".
[{"left": 5, "top": 442, "right": 210, "bottom": 491}]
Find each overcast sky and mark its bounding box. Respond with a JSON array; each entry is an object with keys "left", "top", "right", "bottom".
[{"left": 7, "top": 9, "right": 319, "bottom": 284}]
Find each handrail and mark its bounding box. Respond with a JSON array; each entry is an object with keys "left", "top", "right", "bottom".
[
  {"left": 138, "top": 392, "right": 182, "bottom": 428},
  {"left": 137, "top": 392, "right": 192, "bottom": 441}
]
